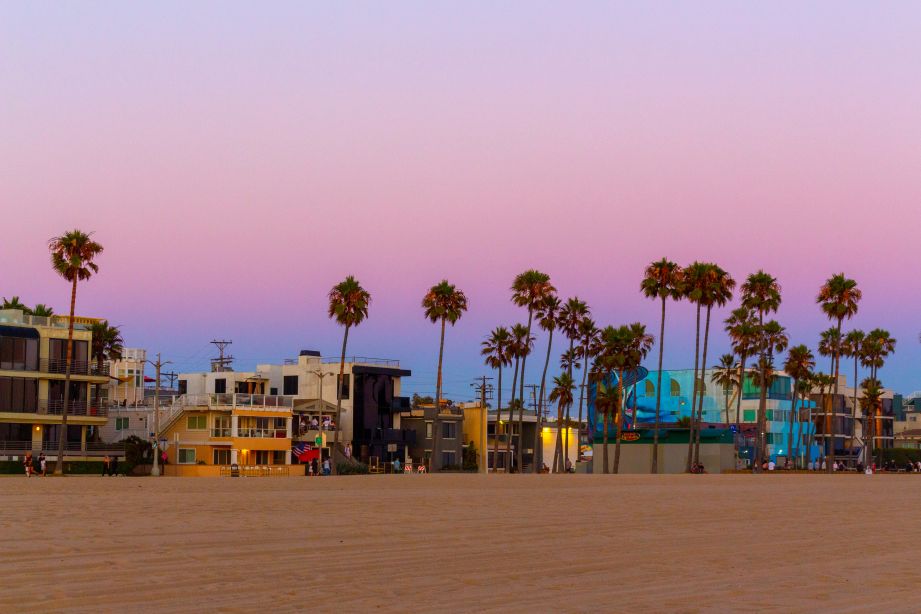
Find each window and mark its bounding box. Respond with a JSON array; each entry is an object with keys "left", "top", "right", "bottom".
[
  {"left": 0, "top": 377, "right": 39, "bottom": 412},
  {"left": 178, "top": 448, "right": 196, "bottom": 464},
  {"left": 283, "top": 375, "right": 298, "bottom": 396},
  {"left": 253, "top": 450, "right": 270, "bottom": 465},
  {"left": 272, "top": 450, "right": 286, "bottom": 465},
  {"left": 178, "top": 380, "right": 188, "bottom": 395},
  {"left": 425, "top": 421, "right": 433, "bottom": 439},
  {"left": 213, "top": 449, "right": 231, "bottom": 465},
  {"left": 0, "top": 336, "right": 39, "bottom": 371},
  {"left": 644, "top": 380, "right": 655, "bottom": 397},
  {"left": 187, "top": 415, "right": 207, "bottom": 430},
  {"left": 212, "top": 415, "right": 231, "bottom": 437},
  {"left": 213, "top": 378, "right": 226, "bottom": 394},
  {"left": 441, "top": 451, "right": 456, "bottom": 468},
  {"left": 743, "top": 410, "right": 756, "bottom": 422},
  {"left": 670, "top": 379, "right": 681, "bottom": 397},
  {"left": 442, "top": 421, "right": 457, "bottom": 439},
  {"left": 337, "top": 374, "right": 350, "bottom": 400},
  {"left": 115, "top": 417, "right": 130, "bottom": 431},
  {"left": 270, "top": 387, "right": 278, "bottom": 395}
]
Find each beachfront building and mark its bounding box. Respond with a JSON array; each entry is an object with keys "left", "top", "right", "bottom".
[
  {"left": 0, "top": 308, "right": 115, "bottom": 462},
  {"left": 811, "top": 377, "right": 895, "bottom": 465},
  {"left": 400, "top": 399, "right": 464, "bottom": 470},
  {"left": 485, "top": 409, "right": 543, "bottom": 472},
  {"left": 588, "top": 368, "right": 820, "bottom": 472}
]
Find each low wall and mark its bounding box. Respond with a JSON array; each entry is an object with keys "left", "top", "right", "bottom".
[
  {"left": 163, "top": 464, "right": 305, "bottom": 477},
  {"left": 592, "top": 443, "right": 736, "bottom": 474}
]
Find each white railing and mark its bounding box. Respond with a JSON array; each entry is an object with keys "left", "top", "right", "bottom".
[{"left": 175, "top": 393, "right": 294, "bottom": 409}]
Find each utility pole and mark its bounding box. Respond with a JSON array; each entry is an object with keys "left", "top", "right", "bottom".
[
  {"left": 210, "top": 340, "right": 234, "bottom": 372},
  {"left": 161, "top": 371, "right": 179, "bottom": 393},
  {"left": 470, "top": 376, "right": 493, "bottom": 473},
  {"left": 310, "top": 369, "right": 334, "bottom": 455},
  {"left": 146, "top": 353, "right": 172, "bottom": 477}
]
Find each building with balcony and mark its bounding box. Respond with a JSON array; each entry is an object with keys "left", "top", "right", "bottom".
[
  {"left": 0, "top": 308, "right": 113, "bottom": 461},
  {"left": 400, "top": 399, "right": 464, "bottom": 470}
]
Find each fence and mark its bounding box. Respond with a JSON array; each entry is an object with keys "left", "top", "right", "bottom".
[{"left": 218, "top": 465, "right": 290, "bottom": 477}]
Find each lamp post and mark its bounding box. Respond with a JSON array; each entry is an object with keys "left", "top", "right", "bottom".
[{"left": 146, "top": 353, "right": 172, "bottom": 477}]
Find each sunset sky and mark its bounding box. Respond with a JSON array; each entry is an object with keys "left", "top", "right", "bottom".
[{"left": 2, "top": 2, "right": 920, "bottom": 400}]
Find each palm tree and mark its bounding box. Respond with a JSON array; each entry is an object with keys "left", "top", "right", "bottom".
[
  {"left": 555, "top": 348, "right": 581, "bottom": 471},
  {"left": 511, "top": 270, "right": 554, "bottom": 473},
  {"left": 31, "top": 304, "right": 54, "bottom": 317},
  {"left": 842, "top": 330, "right": 865, "bottom": 452},
  {"left": 740, "top": 271, "right": 781, "bottom": 473},
  {"left": 327, "top": 275, "right": 370, "bottom": 475},
  {"left": 859, "top": 377, "right": 884, "bottom": 468},
  {"left": 1, "top": 296, "right": 30, "bottom": 313},
  {"left": 711, "top": 354, "right": 738, "bottom": 425},
  {"left": 784, "top": 345, "right": 815, "bottom": 468},
  {"left": 860, "top": 329, "right": 896, "bottom": 466},
  {"left": 558, "top": 298, "right": 589, "bottom": 471},
  {"left": 592, "top": 378, "right": 618, "bottom": 474},
  {"left": 548, "top": 372, "right": 575, "bottom": 472},
  {"left": 753, "top": 321, "right": 788, "bottom": 468},
  {"left": 795, "top": 376, "right": 815, "bottom": 466},
  {"left": 482, "top": 326, "right": 512, "bottom": 472},
  {"left": 531, "top": 293, "right": 561, "bottom": 473},
  {"left": 422, "top": 280, "right": 469, "bottom": 472},
  {"left": 598, "top": 323, "right": 654, "bottom": 473},
  {"left": 817, "top": 326, "right": 843, "bottom": 466},
  {"left": 509, "top": 324, "right": 535, "bottom": 471},
  {"left": 89, "top": 321, "right": 124, "bottom": 415},
  {"left": 693, "top": 265, "right": 735, "bottom": 466},
  {"left": 49, "top": 230, "right": 104, "bottom": 475},
  {"left": 640, "top": 258, "right": 683, "bottom": 473},
  {"left": 816, "top": 274, "right": 861, "bottom": 471},
  {"left": 682, "top": 262, "right": 708, "bottom": 472},
  {"left": 726, "top": 307, "right": 759, "bottom": 433},
  {"left": 576, "top": 317, "right": 600, "bottom": 459},
  {"left": 809, "top": 372, "right": 834, "bottom": 466}
]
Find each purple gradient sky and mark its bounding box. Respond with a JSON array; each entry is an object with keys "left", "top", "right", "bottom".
[{"left": 2, "top": 3, "right": 920, "bottom": 400}]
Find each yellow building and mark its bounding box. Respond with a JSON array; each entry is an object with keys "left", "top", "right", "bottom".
[
  {"left": 157, "top": 390, "right": 295, "bottom": 477},
  {"left": 460, "top": 401, "right": 487, "bottom": 473},
  {"left": 0, "top": 309, "right": 110, "bottom": 460}
]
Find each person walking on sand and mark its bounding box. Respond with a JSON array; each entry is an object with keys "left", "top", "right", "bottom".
[
  {"left": 102, "top": 455, "right": 110, "bottom": 476},
  {"left": 39, "top": 452, "right": 47, "bottom": 477},
  {"left": 24, "top": 453, "right": 33, "bottom": 477},
  {"left": 109, "top": 456, "right": 117, "bottom": 477}
]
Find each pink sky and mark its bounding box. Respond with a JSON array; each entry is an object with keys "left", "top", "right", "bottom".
[{"left": 2, "top": 2, "right": 920, "bottom": 399}]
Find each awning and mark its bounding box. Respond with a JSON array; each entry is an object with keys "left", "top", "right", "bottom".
[{"left": 0, "top": 325, "right": 39, "bottom": 339}]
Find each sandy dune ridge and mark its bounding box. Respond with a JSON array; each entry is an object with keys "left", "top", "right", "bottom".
[{"left": 2, "top": 474, "right": 920, "bottom": 612}]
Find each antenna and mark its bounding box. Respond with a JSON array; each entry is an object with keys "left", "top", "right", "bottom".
[{"left": 210, "top": 339, "right": 234, "bottom": 372}]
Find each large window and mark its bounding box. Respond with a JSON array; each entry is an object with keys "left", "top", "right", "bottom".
[
  {"left": 283, "top": 375, "right": 298, "bottom": 396},
  {"left": 178, "top": 448, "right": 196, "bottom": 464},
  {"left": 213, "top": 449, "right": 231, "bottom": 465},
  {"left": 212, "top": 415, "right": 231, "bottom": 437},
  {"left": 0, "top": 377, "right": 39, "bottom": 412},
  {"left": 187, "top": 415, "right": 207, "bottom": 430},
  {"left": 178, "top": 380, "right": 188, "bottom": 395},
  {"left": 115, "top": 417, "right": 130, "bottom": 431},
  {"left": 48, "top": 339, "right": 89, "bottom": 371},
  {"left": 442, "top": 421, "right": 457, "bottom": 439},
  {"left": 272, "top": 450, "right": 286, "bottom": 465},
  {"left": 213, "top": 378, "right": 226, "bottom": 394},
  {"left": 253, "top": 450, "right": 270, "bottom": 465},
  {"left": 0, "top": 336, "right": 39, "bottom": 371},
  {"left": 441, "top": 451, "right": 456, "bottom": 468}
]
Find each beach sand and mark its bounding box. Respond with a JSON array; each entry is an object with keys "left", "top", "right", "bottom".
[{"left": 2, "top": 474, "right": 920, "bottom": 612}]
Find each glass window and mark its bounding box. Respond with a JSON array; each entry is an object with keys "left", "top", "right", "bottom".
[
  {"left": 441, "top": 451, "right": 456, "bottom": 468},
  {"left": 670, "top": 379, "right": 680, "bottom": 397},
  {"left": 644, "top": 380, "right": 655, "bottom": 397},
  {"left": 253, "top": 450, "right": 270, "bottom": 465},
  {"left": 178, "top": 448, "right": 196, "bottom": 464},
  {"left": 178, "top": 380, "right": 188, "bottom": 395},
  {"left": 213, "top": 378, "right": 226, "bottom": 394},
  {"left": 283, "top": 375, "right": 298, "bottom": 396},
  {"left": 115, "top": 417, "right": 129, "bottom": 430},
  {"left": 0, "top": 377, "right": 39, "bottom": 412},
  {"left": 0, "top": 337, "right": 39, "bottom": 371},
  {"left": 743, "top": 409, "right": 756, "bottom": 422},
  {"left": 187, "top": 415, "right": 207, "bottom": 430},
  {"left": 442, "top": 421, "right": 457, "bottom": 439},
  {"left": 425, "top": 422, "right": 433, "bottom": 439},
  {"left": 272, "top": 450, "right": 286, "bottom": 465},
  {"left": 213, "top": 449, "right": 231, "bottom": 465},
  {"left": 212, "top": 415, "right": 231, "bottom": 437}
]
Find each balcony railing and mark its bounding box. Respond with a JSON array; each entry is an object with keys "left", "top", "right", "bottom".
[
  {"left": 237, "top": 428, "right": 288, "bottom": 439},
  {"left": 38, "top": 399, "right": 108, "bottom": 417},
  {"left": 39, "top": 358, "right": 109, "bottom": 377},
  {"left": 320, "top": 356, "right": 400, "bottom": 367},
  {"left": 177, "top": 393, "right": 294, "bottom": 409},
  {"left": 211, "top": 428, "right": 232, "bottom": 437}
]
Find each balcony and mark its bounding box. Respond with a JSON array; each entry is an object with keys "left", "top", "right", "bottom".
[
  {"left": 37, "top": 399, "right": 108, "bottom": 417},
  {"left": 319, "top": 356, "right": 400, "bottom": 367},
  {"left": 361, "top": 428, "right": 416, "bottom": 445},
  {"left": 39, "top": 358, "right": 109, "bottom": 377},
  {"left": 237, "top": 427, "right": 288, "bottom": 439},
  {"left": 177, "top": 393, "right": 294, "bottom": 410}
]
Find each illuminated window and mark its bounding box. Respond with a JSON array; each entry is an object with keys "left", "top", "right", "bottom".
[{"left": 670, "top": 380, "right": 680, "bottom": 397}]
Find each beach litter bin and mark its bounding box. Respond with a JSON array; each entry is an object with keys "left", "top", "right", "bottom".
[{"left": 230, "top": 463, "right": 240, "bottom": 477}]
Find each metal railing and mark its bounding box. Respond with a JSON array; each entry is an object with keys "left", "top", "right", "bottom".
[
  {"left": 219, "top": 465, "right": 290, "bottom": 477},
  {"left": 211, "top": 428, "right": 232, "bottom": 437},
  {"left": 320, "top": 356, "right": 400, "bottom": 367},
  {"left": 237, "top": 428, "right": 288, "bottom": 439},
  {"left": 39, "top": 358, "right": 109, "bottom": 377},
  {"left": 176, "top": 393, "right": 294, "bottom": 409},
  {"left": 0, "top": 440, "right": 34, "bottom": 452},
  {"left": 38, "top": 399, "right": 108, "bottom": 417}
]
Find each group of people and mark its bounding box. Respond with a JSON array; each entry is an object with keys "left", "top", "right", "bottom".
[
  {"left": 101, "top": 455, "right": 119, "bottom": 476},
  {"left": 306, "top": 457, "right": 331, "bottom": 476},
  {"left": 297, "top": 416, "right": 336, "bottom": 436},
  {"left": 22, "top": 453, "right": 47, "bottom": 477}
]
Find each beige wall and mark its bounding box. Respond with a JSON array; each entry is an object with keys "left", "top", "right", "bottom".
[{"left": 593, "top": 443, "right": 736, "bottom": 474}]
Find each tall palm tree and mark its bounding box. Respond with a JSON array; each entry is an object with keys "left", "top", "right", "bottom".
[
  {"left": 558, "top": 297, "right": 589, "bottom": 471},
  {"left": 1, "top": 296, "right": 30, "bottom": 313},
  {"left": 509, "top": 324, "right": 535, "bottom": 471},
  {"left": 818, "top": 327, "right": 843, "bottom": 466},
  {"left": 31, "top": 304, "right": 54, "bottom": 317},
  {"left": 842, "top": 329, "right": 865, "bottom": 452},
  {"left": 555, "top": 348, "right": 581, "bottom": 471},
  {"left": 795, "top": 376, "right": 815, "bottom": 466},
  {"left": 328, "top": 275, "right": 370, "bottom": 475},
  {"left": 482, "top": 326, "right": 512, "bottom": 472},
  {"left": 784, "top": 345, "right": 815, "bottom": 468},
  {"left": 89, "top": 320, "right": 124, "bottom": 413},
  {"left": 726, "top": 307, "right": 759, "bottom": 433},
  {"left": 740, "top": 271, "right": 781, "bottom": 473},
  {"left": 532, "top": 293, "right": 561, "bottom": 473},
  {"left": 693, "top": 265, "right": 735, "bottom": 466},
  {"left": 859, "top": 377, "right": 884, "bottom": 468},
  {"left": 640, "top": 258, "right": 683, "bottom": 473},
  {"left": 860, "top": 329, "right": 896, "bottom": 466},
  {"left": 682, "top": 262, "right": 709, "bottom": 472},
  {"left": 511, "top": 270, "right": 554, "bottom": 472},
  {"left": 753, "top": 321, "right": 788, "bottom": 468},
  {"left": 711, "top": 354, "right": 738, "bottom": 425},
  {"left": 808, "top": 372, "right": 833, "bottom": 466},
  {"left": 817, "top": 274, "right": 861, "bottom": 472},
  {"left": 548, "top": 372, "right": 575, "bottom": 472},
  {"left": 598, "top": 323, "right": 654, "bottom": 473},
  {"left": 49, "top": 230, "right": 104, "bottom": 475},
  {"left": 422, "top": 280, "right": 469, "bottom": 472},
  {"left": 592, "top": 378, "right": 618, "bottom": 474},
  {"left": 576, "top": 317, "right": 600, "bottom": 458}
]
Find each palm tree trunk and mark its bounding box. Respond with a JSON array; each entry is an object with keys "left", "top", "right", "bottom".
[
  {"left": 613, "top": 370, "right": 625, "bottom": 473},
  {"left": 602, "top": 405, "right": 609, "bottom": 474},
  {"left": 431, "top": 318, "right": 446, "bottom": 472},
  {"left": 686, "top": 303, "right": 701, "bottom": 473},
  {"left": 754, "top": 313, "right": 766, "bottom": 473},
  {"left": 828, "top": 320, "right": 842, "bottom": 472},
  {"left": 516, "top": 395, "right": 525, "bottom": 471},
  {"left": 850, "top": 356, "right": 859, "bottom": 454},
  {"left": 493, "top": 364, "right": 502, "bottom": 473},
  {"left": 331, "top": 324, "right": 350, "bottom": 476},
  {"left": 787, "top": 384, "right": 797, "bottom": 467},
  {"left": 734, "top": 354, "right": 746, "bottom": 456},
  {"left": 533, "top": 327, "right": 554, "bottom": 474},
  {"left": 652, "top": 299, "right": 666, "bottom": 474},
  {"left": 578, "top": 345, "right": 590, "bottom": 469},
  {"left": 54, "top": 278, "right": 79, "bottom": 475},
  {"left": 519, "top": 310, "right": 533, "bottom": 472},
  {"left": 693, "top": 306, "right": 712, "bottom": 465},
  {"left": 506, "top": 357, "right": 519, "bottom": 471},
  {"left": 555, "top": 339, "right": 575, "bottom": 473}
]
